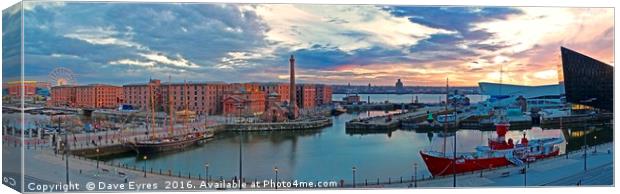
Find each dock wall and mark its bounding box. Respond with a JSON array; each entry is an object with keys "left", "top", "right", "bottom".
[{"left": 223, "top": 119, "right": 333, "bottom": 132}]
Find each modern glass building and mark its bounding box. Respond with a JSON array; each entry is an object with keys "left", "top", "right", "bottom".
[{"left": 560, "top": 47, "right": 613, "bottom": 111}]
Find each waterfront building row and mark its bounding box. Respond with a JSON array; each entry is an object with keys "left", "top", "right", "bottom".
[{"left": 49, "top": 80, "right": 332, "bottom": 116}]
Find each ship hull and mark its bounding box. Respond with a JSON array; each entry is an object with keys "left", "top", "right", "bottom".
[
  {"left": 331, "top": 109, "right": 346, "bottom": 116},
  {"left": 134, "top": 138, "right": 199, "bottom": 154},
  {"left": 129, "top": 133, "right": 213, "bottom": 154},
  {"left": 530, "top": 149, "right": 560, "bottom": 160},
  {"left": 420, "top": 148, "right": 561, "bottom": 177},
  {"left": 420, "top": 151, "right": 512, "bottom": 176}
]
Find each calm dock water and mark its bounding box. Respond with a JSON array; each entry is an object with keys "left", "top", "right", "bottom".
[{"left": 101, "top": 111, "right": 610, "bottom": 182}]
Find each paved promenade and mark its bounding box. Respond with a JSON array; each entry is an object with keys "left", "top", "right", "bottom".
[
  {"left": 378, "top": 142, "right": 614, "bottom": 188},
  {"left": 22, "top": 147, "right": 191, "bottom": 191}
]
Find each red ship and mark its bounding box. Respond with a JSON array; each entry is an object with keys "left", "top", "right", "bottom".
[
  {"left": 420, "top": 121, "right": 563, "bottom": 177},
  {"left": 421, "top": 77, "right": 563, "bottom": 177}
]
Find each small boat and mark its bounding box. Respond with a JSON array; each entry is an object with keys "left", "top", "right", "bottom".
[
  {"left": 436, "top": 113, "right": 457, "bottom": 123},
  {"left": 331, "top": 104, "right": 347, "bottom": 115}
]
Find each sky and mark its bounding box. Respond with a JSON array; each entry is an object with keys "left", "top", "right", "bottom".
[{"left": 2, "top": 2, "right": 614, "bottom": 86}]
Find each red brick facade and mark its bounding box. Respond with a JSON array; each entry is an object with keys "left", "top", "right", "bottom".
[
  {"left": 258, "top": 83, "right": 290, "bottom": 104},
  {"left": 223, "top": 84, "right": 266, "bottom": 116},
  {"left": 315, "top": 84, "right": 332, "bottom": 106},
  {"left": 50, "top": 86, "right": 76, "bottom": 107},
  {"left": 296, "top": 84, "right": 316, "bottom": 109},
  {"left": 123, "top": 80, "right": 232, "bottom": 115},
  {"left": 51, "top": 84, "right": 122, "bottom": 109},
  {"left": 6, "top": 81, "right": 37, "bottom": 98}
]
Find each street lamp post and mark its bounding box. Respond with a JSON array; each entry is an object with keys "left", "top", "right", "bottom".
[
  {"left": 453, "top": 134, "right": 457, "bottom": 188},
  {"left": 593, "top": 136, "right": 597, "bottom": 153},
  {"left": 352, "top": 166, "right": 357, "bottom": 188},
  {"left": 143, "top": 155, "right": 147, "bottom": 177},
  {"left": 205, "top": 163, "right": 209, "bottom": 182},
  {"left": 580, "top": 98, "right": 596, "bottom": 172},
  {"left": 583, "top": 126, "right": 587, "bottom": 172},
  {"left": 524, "top": 153, "right": 528, "bottom": 187},
  {"left": 413, "top": 163, "right": 418, "bottom": 188},
  {"left": 236, "top": 103, "right": 244, "bottom": 190},
  {"left": 274, "top": 166, "right": 279, "bottom": 190},
  {"left": 524, "top": 166, "right": 527, "bottom": 187},
  {"left": 60, "top": 115, "right": 70, "bottom": 185},
  {"left": 566, "top": 142, "right": 569, "bottom": 159},
  {"left": 96, "top": 148, "right": 100, "bottom": 169}
]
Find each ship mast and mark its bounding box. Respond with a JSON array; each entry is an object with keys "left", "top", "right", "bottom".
[
  {"left": 499, "top": 64, "right": 503, "bottom": 98},
  {"left": 184, "top": 80, "right": 189, "bottom": 134},
  {"left": 149, "top": 83, "right": 157, "bottom": 139},
  {"left": 168, "top": 76, "right": 174, "bottom": 137},
  {"left": 162, "top": 86, "right": 167, "bottom": 137},
  {"left": 498, "top": 63, "right": 505, "bottom": 123},
  {"left": 443, "top": 77, "right": 449, "bottom": 156},
  {"left": 452, "top": 83, "right": 457, "bottom": 187}
]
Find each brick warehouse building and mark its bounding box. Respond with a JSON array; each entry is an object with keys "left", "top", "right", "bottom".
[
  {"left": 315, "top": 84, "right": 332, "bottom": 106},
  {"left": 257, "top": 82, "right": 290, "bottom": 104},
  {"left": 75, "top": 84, "right": 124, "bottom": 109},
  {"left": 123, "top": 79, "right": 233, "bottom": 116},
  {"left": 50, "top": 84, "right": 123, "bottom": 109},
  {"left": 222, "top": 84, "right": 266, "bottom": 117},
  {"left": 6, "top": 80, "right": 37, "bottom": 98},
  {"left": 49, "top": 85, "right": 76, "bottom": 107},
  {"left": 296, "top": 84, "right": 316, "bottom": 109}
]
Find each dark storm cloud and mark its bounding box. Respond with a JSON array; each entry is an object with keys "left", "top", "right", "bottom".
[
  {"left": 20, "top": 2, "right": 271, "bottom": 84},
  {"left": 386, "top": 6, "right": 522, "bottom": 60},
  {"left": 385, "top": 7, "right": 522, "bottom": 33}
]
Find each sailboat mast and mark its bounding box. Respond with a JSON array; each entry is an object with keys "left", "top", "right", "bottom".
[
  {"left": 443, "top": 77, "right": 449, "bottom": 155},
  {"left": 144, "top": 88, "right": 149, "bottom": 140},
  {"left": 184, "top": 80, "right": 189, "bottom": 134},
  {"left": 498, "top": 63, "right": 505, "bottom": 122},
  {"left": 453, "top": 84, "right": 457, "bottom": 185},
  {"left": 499, "top": 64, "right": 503, "bottom": 97},
  {"left": 149, "top": 83, "right": 157, "bottom": 139},
  {"left": 168, "top": 76, "right": 174, "bottom": 136}
]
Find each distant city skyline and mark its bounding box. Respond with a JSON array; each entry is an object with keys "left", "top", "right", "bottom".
[{"left": 2, "top": 2, "right": 614, "bottom": 86}]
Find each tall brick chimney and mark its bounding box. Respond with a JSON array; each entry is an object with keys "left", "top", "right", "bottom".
[{"left": 289, "top": 55, "right": 298, "bottom": 119}]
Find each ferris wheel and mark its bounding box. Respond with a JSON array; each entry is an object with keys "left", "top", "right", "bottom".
[{"left": 49, "top": 67, "right": 77, "bottom": 86}]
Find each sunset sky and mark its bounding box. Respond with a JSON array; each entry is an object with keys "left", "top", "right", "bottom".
[{"left": 3, "top": 2, "right": 614, "bottom": 86}]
